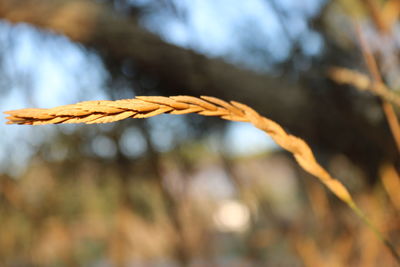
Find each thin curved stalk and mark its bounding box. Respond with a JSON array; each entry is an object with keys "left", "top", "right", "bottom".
[{"left": 4, "top": 95, "right": 400, "bottom": 263}]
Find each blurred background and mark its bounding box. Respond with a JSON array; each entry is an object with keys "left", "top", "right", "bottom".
[{"left": 0, "top": 0, "right": 399, "bottom": 266}]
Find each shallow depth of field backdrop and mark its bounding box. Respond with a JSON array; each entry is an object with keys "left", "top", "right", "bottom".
[{"left": 0, "top": 0, "right": 399, "bottom": 266}]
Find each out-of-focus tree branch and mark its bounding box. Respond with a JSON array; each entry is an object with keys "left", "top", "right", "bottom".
[{"left": 0, "top": 0, "right": 308, "bottom": 121}]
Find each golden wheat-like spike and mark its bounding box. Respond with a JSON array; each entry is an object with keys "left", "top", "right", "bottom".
[
  {"left": 171, "top": 95, "right": 218, "bottom": 111},
  {"left": 3, "top": 95, "right": 399, "bottom": 262},
  {"left": 0, "top": 95, "right": 355, "bottom": 204},
  {"left": 201, "top": 96, "right": 244, "bottom": 116}
]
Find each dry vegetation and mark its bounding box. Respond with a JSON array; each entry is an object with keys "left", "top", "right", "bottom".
[
  {"left": 2, "top": 95, "right": 356, "bottom": 206},
  {"left": 4, "top": 95, "right": 400, "bottom": 264},
  {"left": 2, "top": 0, "right": 400, "bottom": 266}
]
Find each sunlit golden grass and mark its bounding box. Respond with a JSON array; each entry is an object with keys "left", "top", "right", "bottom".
[
  {"left": 329, "top": 67, "right": 400, "bottom": 108},
  {"left": 4, "top": 95, "right": 400, "bottom": 263}
]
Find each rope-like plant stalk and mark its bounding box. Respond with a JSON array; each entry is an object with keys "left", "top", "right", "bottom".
[{"left": 4, "top": 95, "right": 400, "bottom": 263}]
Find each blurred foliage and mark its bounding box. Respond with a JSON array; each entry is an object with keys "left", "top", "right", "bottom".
[{"left": 0, "top": 145, "right": 399, "bottom": 266}]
